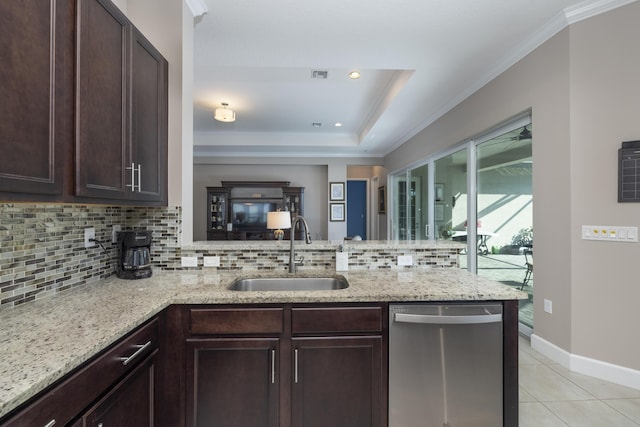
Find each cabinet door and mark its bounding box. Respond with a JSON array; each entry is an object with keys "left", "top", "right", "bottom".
[
  {"left": 291, "top": 336, "right": 384, "bottom": 427},
  {"left": 75, "top": 0, "right": 130, "bottom": 200},
  {"left": 130, "top": 27, "right": 168, "bottom": 203},
  {"left": 0, "top": 0, "right": 73, "bottom": 198},
  {"left": 82, "top": 352, "right": 156, "bottom": 427},
  {"left": 186, "top": 338, "right": 280, "bottom": 427}
]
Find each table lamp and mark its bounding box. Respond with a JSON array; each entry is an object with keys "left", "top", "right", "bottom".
[{"left": 267, "top": 211, "right": 291, "bottom": 240}]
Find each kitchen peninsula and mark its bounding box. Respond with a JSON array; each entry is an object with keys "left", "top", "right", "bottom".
[{"left": 0, "top": 240, "right": 526, "bottom": 426}]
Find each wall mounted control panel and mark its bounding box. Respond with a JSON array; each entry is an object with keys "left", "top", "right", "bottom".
[{"left": 581, "top": 225, "right": 638, "bottom": 242}]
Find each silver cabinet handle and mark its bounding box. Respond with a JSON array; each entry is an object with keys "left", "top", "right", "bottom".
[
  {"left": 294, "top": 348, "right": 299, "bottom": 383},
  {"left": 119, "top": 340, "right": 152, "bottom": 366},
  {"left": 271, "top": 349, "right": 276, "bottom": 384},
  {"left": 43, "top": 420, "right": 56, "bottom": 427},
  {"left": 394, "top": 312, "right": 502, "bottom": 325},
  {"left": 126, "top": 162, "right": 138, "bottom": 191},
  {"left": 137, "top": 163, "right": 142, "bottom": 192}
]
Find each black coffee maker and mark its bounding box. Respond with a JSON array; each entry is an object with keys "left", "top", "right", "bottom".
[{"left": 116, "top": 230, "right": 153, "bottom": 279}]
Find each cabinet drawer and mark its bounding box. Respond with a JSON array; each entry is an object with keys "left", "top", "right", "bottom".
[
  {"left": 291, "top": 306, "right": 383, "bottom": 334},
  {"left": 189, "top": 307, "right": 284, "bottom": 335},
  {"left": 3, "top": 317, "right": 158, "bottom": 427}
]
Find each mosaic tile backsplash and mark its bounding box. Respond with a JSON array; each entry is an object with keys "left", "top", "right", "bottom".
[
  {"left": 0, "top": 204, "right": 458, "bottom": 309},
  {"left": 0, "top": 204, "right": 181, "bottom": 308}
]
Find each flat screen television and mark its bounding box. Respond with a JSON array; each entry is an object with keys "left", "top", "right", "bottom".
[{"left": 231, "top": 200, "right": 280, "bottom": 229}]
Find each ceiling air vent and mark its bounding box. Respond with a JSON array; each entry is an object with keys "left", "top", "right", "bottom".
[{"left": 311, "top": 70, "right": 329, "bottom": 79}]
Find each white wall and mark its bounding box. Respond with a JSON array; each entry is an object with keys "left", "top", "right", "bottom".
[
  {"left": 568, "top": 5, "right": 640, "bottom": 371},
  {"left": 385, "top": 2, "right": 640, "bottom": 378}
]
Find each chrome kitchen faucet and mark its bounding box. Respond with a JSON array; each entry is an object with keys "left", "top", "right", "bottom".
[{"left": 289, "top": 216, "right": 312, "bottom": 273}]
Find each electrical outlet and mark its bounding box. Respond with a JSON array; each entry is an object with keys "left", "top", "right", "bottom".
[
  {"left": 84, "top": 227, "right": 96, "bottom": 248},
  {"left": 181, "top": 256, "right": 198, "bottom": 267},
  {"left": 203, "top": 256, "right": 220, "bottom": 267},
  {"left": 112, "top": 224, "right": 122, "bottom": 243},
  {"left": 544, "top": 299, "right": 553, "bottom": 314}
]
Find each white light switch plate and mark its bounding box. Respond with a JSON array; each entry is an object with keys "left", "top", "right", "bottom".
[
  {"left": 181, "top": 256, "right": 198, "bottom": 267},
  {"left": 203, "top": 256, "right": 220, "bottom": 267},
  {"left": 582, "top": 225, "right": 638, "bottom": 242},
  {"left": 336, "top": 252, "right": 349, "bottom": 271},
  {"left": 397, "top": 255, "right": 413, "bottom": 266}
]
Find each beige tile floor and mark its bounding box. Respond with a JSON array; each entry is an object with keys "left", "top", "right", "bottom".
[{"left": 519, "top": 337, "right": 640, "bottom": 426}]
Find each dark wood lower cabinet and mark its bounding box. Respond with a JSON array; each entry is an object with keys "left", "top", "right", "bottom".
[
  {"left": 291, "top": 337, "right": 383, "bottom": 427},
  {"left": 0, "top": 316, "right": 159, "bottom": 427},
  {"left": 81, "top": 351, "right": 157, "bottom": 427},
  {"left": 186, "top": 338, "right": 280, "bottom": 427},
  {"left": 181, "top": 304, "right": 387, "bottom": 427}
]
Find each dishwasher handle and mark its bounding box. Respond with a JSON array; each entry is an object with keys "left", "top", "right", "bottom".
[{"left": 394, "top": 311, "right": 502, "bottom": 325}]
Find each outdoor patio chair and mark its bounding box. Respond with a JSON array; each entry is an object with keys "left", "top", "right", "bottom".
[{"left": 521, "top": 248, "right": 533, "bottom": 289}]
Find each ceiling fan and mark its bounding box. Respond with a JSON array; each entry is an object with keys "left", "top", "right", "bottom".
[{"left": 512, "top": 125, "right": 531, "bottom": 141}]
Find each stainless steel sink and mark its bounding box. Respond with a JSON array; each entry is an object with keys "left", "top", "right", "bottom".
[{"left": 228, "top": 276, "right": 349, "bottom": 291}]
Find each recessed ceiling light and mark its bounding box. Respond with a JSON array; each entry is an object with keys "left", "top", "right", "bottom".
[
  {"left": 334, "top": 122, "right": 343, "bottom": 127},
  {"left": 348, "top": 70, "right": 361, "bottom": 79}
]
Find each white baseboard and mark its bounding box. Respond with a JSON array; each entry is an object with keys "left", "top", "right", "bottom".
[{"left": 531, "top": 334, "right": 640, "bottom": 391}]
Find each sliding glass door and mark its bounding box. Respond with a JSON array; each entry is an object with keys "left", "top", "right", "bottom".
[
  {"left": 475, "top": 123, "right": 533, "bottom": 329},
  {"left": 388, "top": 115, "right": 533, "bottom": 330}
]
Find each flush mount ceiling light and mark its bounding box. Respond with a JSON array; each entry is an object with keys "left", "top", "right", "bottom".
[
  {"left": 348, "top": 70, "right": 361, "bottom": 79},
  {"left": 214, "top": 103, "right": 235, "bottom": 122}
]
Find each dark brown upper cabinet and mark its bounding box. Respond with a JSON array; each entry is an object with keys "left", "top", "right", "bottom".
[
  {"left": 0, "top": 0, "right": 74, "bottom": 199},
  {"left": 130, "top": 26, "right": 168, "bottom": 203},
  {"left": 0, "top": 0, "right": 167, "bottom": 205},
  {"left": 75, "top": 0, "right": 168, "bottom": 205}
]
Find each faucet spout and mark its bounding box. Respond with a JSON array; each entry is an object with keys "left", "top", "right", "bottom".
[{"left": 289, "top": 216, "right": 312, "bottom": 273}]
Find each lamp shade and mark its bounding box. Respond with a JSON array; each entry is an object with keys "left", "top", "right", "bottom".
[{"left": 267, "top": 211, "right": 291, "bottom": 230}]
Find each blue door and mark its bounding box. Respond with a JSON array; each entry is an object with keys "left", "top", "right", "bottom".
[{"left": 347, "top": 180, "right": 367, "bottom": 239}]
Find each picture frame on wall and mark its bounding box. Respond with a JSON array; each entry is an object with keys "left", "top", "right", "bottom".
[
  {"left": 378, "top": 186, "right": 386, "bottom": 214},
  {"left": 330, "top": 203, "right": 345, "bottom": 221},
  {"left": 330, "top": 182, "right": 345, "bottom": 201}
]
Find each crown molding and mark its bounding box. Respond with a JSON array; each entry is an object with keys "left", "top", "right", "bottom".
[
  {"left": 384, "top": 0, "right": 638, "bottom": 155},
  {"left": 185, "top": 0, "right": 208, "bottom": 18},
  {"left": 565, "top": 0, "right": 639, "bottom": 24}
]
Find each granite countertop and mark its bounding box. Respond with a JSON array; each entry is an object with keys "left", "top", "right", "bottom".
[{"left": 0, "top": 268, "right": 526, "bottom": 419}]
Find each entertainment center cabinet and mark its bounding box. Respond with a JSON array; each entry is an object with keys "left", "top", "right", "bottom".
[{"left": 206, "top": 181, "right": 305, "bottom": 241}]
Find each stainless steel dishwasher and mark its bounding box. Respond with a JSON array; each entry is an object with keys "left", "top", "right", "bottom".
[{"left": 389, "top": 303, "right": 503, "bottom": 427}]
